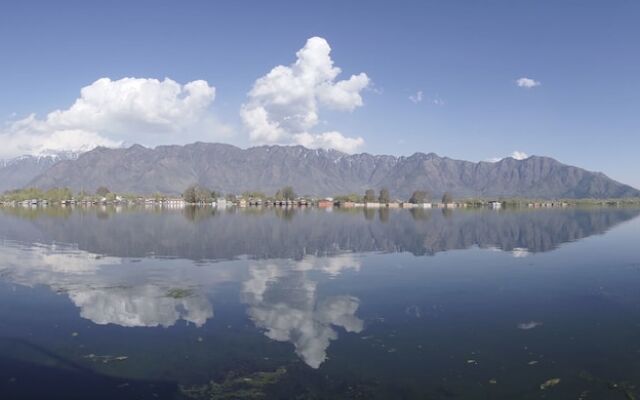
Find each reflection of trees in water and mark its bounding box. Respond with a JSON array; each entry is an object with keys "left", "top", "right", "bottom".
[
  {"left": 182, "top": 206, "right": 218, "bottom": 222},
  {"left": 0, "top": 205, "right": 73, "bottom": 220},
  {"left": 363, "top": 208, "right": 375, "bottom": 221},
  {"left": 273, "top": 207, "right": 297, "bottom": 221},
  {"left": 378, "top": 208, "right": 390, "bottom": 223},
  {"left": 409, "top": 208, "right": 430, "bottom": 221},
  {"left": 96, "top": 210, "right": 111, "bottom": 220},
  {"left": 0, "top": 207, "right": 638, "bottom": 260}
]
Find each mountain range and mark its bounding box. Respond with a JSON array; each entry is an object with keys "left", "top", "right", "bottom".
[
  {"left": 0, "top": 153, "right": 79, "bottom": 193},
  {"left": 1, "top": 142, "right": 638, "bottom": 199}
]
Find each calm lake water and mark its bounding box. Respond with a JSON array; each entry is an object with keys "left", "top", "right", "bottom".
[{"left": 0, "top": 206, "right": 639, "bottom": 399}]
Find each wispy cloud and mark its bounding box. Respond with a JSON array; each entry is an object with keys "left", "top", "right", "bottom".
[
  {"left": 516, "top": 77, "right": 541, "bottom": 89},
  {"left": 409, "top": 90, "right": 444, "bottom": 106},
  {"left": 409, "top": 90, "right": 423, "bottom": 104}
]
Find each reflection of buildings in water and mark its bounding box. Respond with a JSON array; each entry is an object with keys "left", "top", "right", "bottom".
[{"left": 242, "top": 254, "right": 364, "bottom": 368}]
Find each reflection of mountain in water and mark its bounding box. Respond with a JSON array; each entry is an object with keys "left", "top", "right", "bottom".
[{"left": 0, "top": 207, "right": 638, "bottom": 260}]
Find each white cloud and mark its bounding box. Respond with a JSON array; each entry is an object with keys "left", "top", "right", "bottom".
[
  {"left": 516, "top": 77, "right": 541, "bottom": 89},
  {"left": 241, "top": 37, "right": 369, "bottom": 153},
  {"left": 409, "top": 91, "right": 445, "bottom": 106},
  {"left": 293, "top": 131, "right": 364, "bottom": 154},
  {"left": 409, "top": 90, "right": 423, "bottom": 104},
  {"left": 0, "top": 77, "right": 228, "bottom": 159},
  {"left": 1, "top": 115, "right": 122, "bottom": 159},
  {"left": 510, "top": 151, "right": 529, "bottom": 160},
  {"left": 487, "top": 150, "right": 529, "bottom": 162}
]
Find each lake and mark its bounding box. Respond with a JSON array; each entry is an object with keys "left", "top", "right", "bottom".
[{"left": 0, "top": 206, "right": 639, "bottom": 399}]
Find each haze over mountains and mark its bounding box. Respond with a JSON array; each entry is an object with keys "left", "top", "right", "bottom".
[{"left": 1, "top": 142, "right": 639, "bottom": 199}]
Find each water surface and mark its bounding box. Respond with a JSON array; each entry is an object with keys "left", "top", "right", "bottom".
[{"left": 0, "top": 206, "right": 639, "bottom": 399}]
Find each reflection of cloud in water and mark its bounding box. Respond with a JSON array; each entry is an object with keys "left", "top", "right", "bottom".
[
  {"left": 517, "top": 321, "right": 543, "bottom": 330},
  {"left": 70, "top": 285, "right": 212, "bottom": 328},
  {"left": 295, "top": 254, "right": 362, "bottom": 276},
  {"left": 0, "top": 240, "right": 363, "bottom": 364},
  {"left": 512, "top": 248, "right": 530, "bottom": 258},
  {"left": 0, "top": 240, "right": 217, "bottom": 328},
  {"left": 0, "top": 240, "right": 121, "bottom": 274},
  {"left": 243, "top": 255, "right": 363, "bottom": 368}
]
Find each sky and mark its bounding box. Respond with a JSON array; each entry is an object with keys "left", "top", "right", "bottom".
[{"left": 0, "top": 0, "right": 638, "bottom": 188}]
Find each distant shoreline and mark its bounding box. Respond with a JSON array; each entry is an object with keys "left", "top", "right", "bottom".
[{"left": 2, "top": 197, "right": 640, "bottom": 210}]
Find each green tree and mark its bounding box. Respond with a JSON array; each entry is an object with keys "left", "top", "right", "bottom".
[
  {"left": 183, "top": 186, "right": 196, "bottom": 203},
  {"left": 242, "top": 191, "right": 265, "bottom": 200},
  {"left": 409, "top": 190, "right": 430, "bottom": 204},
  {"left": 44, "top": 187, "right": 73, "bottom": 202},
  {"left": 442, "top": 192, "right": 454, "bottom": 204},
  {"left": 364, "top": 189, "right": 376, "bottom": 203},
  {"left": 3, "top": 187, "right": 44, "bottom": 202},
  {"left": 334, "top": 193, "right": 362, "bottom": 203},
  {"left": 95, "top": 186, "right": 111, "bottom": 197},
  {"left": 183, "top": 185, "right": 211, "bottom": 204},
  {"left": 378, "top": 188, "right": 390, "bottom": 204},
  {"left": 275, "top": 186, "right": 296, "bottom": 201}
]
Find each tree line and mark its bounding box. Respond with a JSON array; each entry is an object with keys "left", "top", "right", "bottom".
[
  {"left": 337, "top": 189, "right": 454, "bottom": 204},
  {"left": 2, "top": 184, "right": 454, "bottom": 205},
  {"left": 182, "top": 185, "right": 297, "bottom": 204}
]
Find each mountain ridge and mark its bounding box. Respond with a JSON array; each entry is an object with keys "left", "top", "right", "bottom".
[
  {"left": 1, "top": 142, "right": 637, "bottom": 199},
  {"left": 0, "top": 153, "right": 79, "bottom": 193}
]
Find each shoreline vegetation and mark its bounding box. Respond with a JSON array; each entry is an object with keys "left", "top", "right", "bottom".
[{"left": 1, "top": 185, "right": 640, "bottom": 209}]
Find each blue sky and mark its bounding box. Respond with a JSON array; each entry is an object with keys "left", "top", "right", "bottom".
[{"left": 0, "top": 1, "right": 638, "bottom": 187}]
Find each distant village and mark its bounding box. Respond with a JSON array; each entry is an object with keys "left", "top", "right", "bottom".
[{"left": 1, "top": 184, "right": 631, "bottom": 209}]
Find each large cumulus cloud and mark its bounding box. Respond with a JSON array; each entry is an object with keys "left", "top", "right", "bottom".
[
  {"left": 241, "top": 37, "right": 369, "bottom": 153},
  {"left": 0, "top": 77, "right": 227, "bottom": 159}
]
